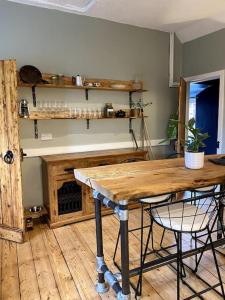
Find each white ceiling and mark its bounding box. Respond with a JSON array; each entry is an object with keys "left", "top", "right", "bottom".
[{"left": 7, "top": 0, "right": 225, "bottom": 43}]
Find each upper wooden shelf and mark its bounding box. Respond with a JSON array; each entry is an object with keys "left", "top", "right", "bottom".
[{"left": 17, "top": 72, "right": 147, "bottom": 93}]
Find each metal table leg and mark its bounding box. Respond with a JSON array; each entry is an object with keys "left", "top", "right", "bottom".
[
  {"left": 119, "top": 200, "right": 131, "bottom": 299},
  {"left": 93, "top": 191, "right": 131, "bottom": 299},
  {"left": 94, "top": 193, "right": 109, "bottom": 293}
]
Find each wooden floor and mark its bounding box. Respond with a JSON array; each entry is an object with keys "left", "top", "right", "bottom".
[{"left": 1, "top": 208, "right": 225, "bottom": 300}]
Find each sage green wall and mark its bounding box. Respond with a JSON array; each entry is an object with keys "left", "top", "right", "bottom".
[
  {"left": 183, "top": 28, "right": 225, "bottom": 77},
  {"left": 183, "top": 29, "right": 225, "bottom": 154},
  {"left": 0, "top": 0, "right": 177, "bottom": 206}
]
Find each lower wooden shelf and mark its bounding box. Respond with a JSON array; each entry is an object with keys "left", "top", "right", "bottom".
[{"left": 20, "top": 111, "right": 146, "bottom": 120}]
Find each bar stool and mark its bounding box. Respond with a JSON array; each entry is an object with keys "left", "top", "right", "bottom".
[
  {"left": 190, "top": 185, "right": 225, "bottom": 265},
  {"left": 190, "top": 185, "right": 217, "bottom": 197},
  {"left": 142, "top": 192, "right": 225, "bottom": 300}
]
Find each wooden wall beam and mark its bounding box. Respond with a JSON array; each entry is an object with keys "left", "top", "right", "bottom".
[{"left": 0, "top": 59, "right": 24, "bottom": 242}]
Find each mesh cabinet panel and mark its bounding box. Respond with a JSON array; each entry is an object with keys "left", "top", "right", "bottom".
[{"left": 57, "top": 181, "right": 82, "bottom": 215}]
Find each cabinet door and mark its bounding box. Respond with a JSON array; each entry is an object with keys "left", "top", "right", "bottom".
[{"left": 0, "top": 60, "right": 24, "bottom": 242}]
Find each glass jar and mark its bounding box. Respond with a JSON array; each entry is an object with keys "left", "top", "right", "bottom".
[
  {"left": 58, "top": 74, "right": 64, "bottom": 85},
  {"left": 51, "top": 75, "right": 59, "bottom": 85},
  {"left": 104, "top": 103, "right": 114, "bottom": 118}
]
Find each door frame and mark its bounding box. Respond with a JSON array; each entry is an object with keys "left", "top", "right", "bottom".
[{"left": 184, "top": 70, "right": 225, "bottom": 154}]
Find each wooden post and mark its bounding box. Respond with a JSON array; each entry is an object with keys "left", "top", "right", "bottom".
[{"left": 0, "top": 59, "right": 24, "bottom": 243}]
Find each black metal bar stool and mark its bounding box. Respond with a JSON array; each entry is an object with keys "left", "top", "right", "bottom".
[
  {"left": 191, "top": 185, "right": 217, "bottom": 196},
  {"left": 142, "top": 192, "right": 225, "bottom": 300},
  {"left": 190, "top": 185, "right": 225, "bottom": 263}
]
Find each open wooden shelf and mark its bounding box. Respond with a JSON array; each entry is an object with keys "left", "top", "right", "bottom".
[
  {"left": 17, "top": 72, "right": 147, "bottom": 93},
  {"left": 18, "top": 82, "right": 146, "bottom": 93},
  {"left": 17, "top": 70, "right": 147, "bottom": 135},
  {"left": 20, "top": 111, "right": 147, "bottom": 120}
]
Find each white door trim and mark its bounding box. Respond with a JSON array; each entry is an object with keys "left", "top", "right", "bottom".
[
  {"left": 184, "top": 70, "right": 225, "bottom": 154},
  {"left": 169, "top": 32, "right": 179, "bottom": 88}
]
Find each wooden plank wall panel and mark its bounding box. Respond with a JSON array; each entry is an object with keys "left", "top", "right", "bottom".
[{"left": 3, "top": 60, "right": 23, "bottom": 230}]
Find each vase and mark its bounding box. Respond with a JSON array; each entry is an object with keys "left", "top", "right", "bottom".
[{"left": 185, "top": 151, "right": 204, "bottom": 169}]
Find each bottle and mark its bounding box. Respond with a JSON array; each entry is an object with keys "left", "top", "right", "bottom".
[
  {"left": 19, "top": 99, "right": 29, "bottom": 118},
  {"left": 104, "top": 103, "right": 114, "bottom": 118},
  {"left": 76, "top": 75, "right": 83, "bottom": 86},
  {"left": 58, "top": 74, "right": 64, "bottom": 85}
]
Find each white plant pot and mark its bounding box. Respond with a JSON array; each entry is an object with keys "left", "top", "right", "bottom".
[{"left": 185, "top": 151, "right": 204, "bottom": 169}]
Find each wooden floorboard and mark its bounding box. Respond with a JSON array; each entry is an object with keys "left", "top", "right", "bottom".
[
  {"left": 2, "top": 240, "right": 20, "bottom": 300},
  {"left": 54, "top": 225, "right": 100, "bottom": 300},
  {"left": 28, "top": 225, "right": 61, "bottom": 300},
  {"left": 42, "top": 224, "right": 80, "bottom": 300},
  {"left": 0, "top": 208, "right": 225, "bottom": 300},
  {"left": 17, "top": 232, "right": 40, "bottom": 300}
]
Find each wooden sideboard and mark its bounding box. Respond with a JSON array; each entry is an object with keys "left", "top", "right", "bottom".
[{"left": 41, "top": 148, "right": 147, "bottom": 228}]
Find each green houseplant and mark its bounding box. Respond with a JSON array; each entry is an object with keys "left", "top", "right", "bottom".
[
  {"left": 159, "top": 113, "right": 178, "bottom": 150},
  {"left": 184, "top": 118, "right": 209, "bottom": 169},
  {"left": 162, "top": 116, "right": 209, "bottom": 169}
]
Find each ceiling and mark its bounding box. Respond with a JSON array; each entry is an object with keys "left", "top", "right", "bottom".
[{"left": 7, "top": 0, "right": 225, "bottom": 43}]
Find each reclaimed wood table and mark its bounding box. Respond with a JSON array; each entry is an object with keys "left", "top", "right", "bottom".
[{"left": 74, "top": 155, "right": 225, "bottom": 300}]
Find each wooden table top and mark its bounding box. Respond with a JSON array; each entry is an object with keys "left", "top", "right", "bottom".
[{"left": 74, "top": 155, "right": 225, "bottom": 202}]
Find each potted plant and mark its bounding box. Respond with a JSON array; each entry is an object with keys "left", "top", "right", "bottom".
[
  {"left": 159, "top": 113, "right": 178, "bottom": 153},
  {"left": 130, "top": 99, "right": 151, "bottom": 117},
  {"left": 184, "top": 118, "right": 209, "bottom": 169}
]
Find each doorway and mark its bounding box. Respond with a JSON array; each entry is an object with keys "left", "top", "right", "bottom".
[
  {"left": 185, "top": 71, "right": 225, "bottom": 155},
  {"left": 189, "top": 79, "right": 219, "bottom": 154}
]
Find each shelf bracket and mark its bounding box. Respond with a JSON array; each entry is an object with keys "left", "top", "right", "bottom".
[
  {"left": 128, "top": 91, "right": 138, "bottom": 149},
  {"left": 34, "top": 119, "right": 38, "bottom": 139},
  {"left": 85, "top": 89, "right": 89, "bottom": 100},
  {"left": 86, "top": 119, "right": 90, "bottom": 129},
  {"left": 129, "top": 91, "right": 133, "bottom": 108},
  {"left": 129, "top": 119, "right": 138, "bottom": 150},
  {"left": 32, "top": 86, "right": 37, "bottom": 107}
]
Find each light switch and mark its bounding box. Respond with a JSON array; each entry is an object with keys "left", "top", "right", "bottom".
[{"left": 41, "top": 133, "right": 53, "bottom": 141}]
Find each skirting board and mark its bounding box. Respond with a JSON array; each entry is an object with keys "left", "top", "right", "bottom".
[{"left": 24, "top": 139, "right": 169, "bottom": 158}]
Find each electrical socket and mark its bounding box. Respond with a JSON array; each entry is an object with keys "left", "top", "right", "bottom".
[{"left": 41, "top": 133, "right": 53, "bottom": 141}]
